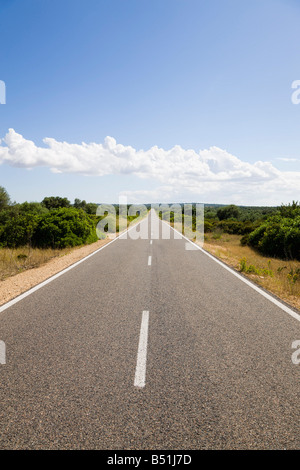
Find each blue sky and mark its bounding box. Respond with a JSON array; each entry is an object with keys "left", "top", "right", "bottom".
[{"left": 0, "top": 0, "right": 300, "bottom": 205}]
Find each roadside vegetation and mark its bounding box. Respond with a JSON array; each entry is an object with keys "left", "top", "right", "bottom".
[
  {"left": 1, "top": 184, "right": 299, "bottom": 310},
  {"left": 204, "top": 233, "right": 300, "bottom": 311},
  {"left": 0, "top": 245, "right": 77, "bottom": 281},
  {"left": 157, "top": 201, "right": 300, "bottom": 311},
  {"left": 0, "top": 187, "right": 145, "bottom": 280}
]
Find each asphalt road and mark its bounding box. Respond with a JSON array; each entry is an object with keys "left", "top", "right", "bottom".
[{"left": 0, "top": 210, "right": 299, "bottom": 450}]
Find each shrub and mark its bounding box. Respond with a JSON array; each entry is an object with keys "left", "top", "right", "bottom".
[
  {"left": 33, "top": 208, "right": 98, "bottom": 248},
  {"left": 0, "top": 212, "right": 39, "bottom": 247},
  {"left": 247, "top": 216, "right": 300, "bottom": 260},
  {"left": 217, "top": 205, "right": 240, "bottom": 221},
  {"left": 240, "top": 233, "right": 250, "bottom": 246},
  {"left": 204, "top": 220, "right": 213, "bottom": 233},
  {"left": 287, "top": 268, "right": 300, "bottom": 284},
  {"left": 239, "top": 257, "right": 273, "bottom": 277},
  {"left": 42, "top": 196, "right": 71, "bottom": 210}
]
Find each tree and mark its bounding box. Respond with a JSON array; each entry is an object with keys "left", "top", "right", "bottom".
[
  {"left": 33, "top": 207, "right": 98, "bottom": 248},
  {"left": 16, "top": 201, "right": 49, "bottom": 215},
  {"left": 0, "top": 186, "right": 10, "bottom": 210},
  {"left": 279, "top": 201, "right": 300, "bottom": 218},
  {"left": 85, "top": 203, "right": 98, "bottom": 215},
  {"left": 74, "top": 198, "right": 87, "bottom": 210},
  {"left": 0, "top": 212, "right": 39, "bottom": 247},
  {"left": 42, "top": 196, "right": 70, "bottom": 210},
  {"left": 247, "top": 214, "right": 300, "bottom": 260},
  {"left": 217, "top": 205, "right": 240, "bottom": 221}
]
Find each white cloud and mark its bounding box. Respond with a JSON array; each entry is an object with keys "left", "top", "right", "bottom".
[
  {"left": 0, "top": 128, "right": 299, "bottom": 205},
  {"left": 276, "top": 157, "right": 299, "bottom": 162}
]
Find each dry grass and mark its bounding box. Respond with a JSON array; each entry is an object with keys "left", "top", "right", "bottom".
[
  {"left": 203, "top": 233, "right": 300, "bottom": 311},
  {"left": 0, "top": 218, "right": 142, "bottom": 284},
  {"left": 0, "top": 246, "right": 82, "bottom": 281},
  {"left": 0, "top": 239, "right": 111, "bottom": 306}
]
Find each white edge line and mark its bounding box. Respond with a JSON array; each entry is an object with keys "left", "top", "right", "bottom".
[
  {"left": 0, "top": 217, "right": 144, "bottom": 314},
  {"left": 160, "top": 218, "right": 300, "bottom": 323},
  {"left": 134, "top": 310, "right": 149, "bottom": 388}
]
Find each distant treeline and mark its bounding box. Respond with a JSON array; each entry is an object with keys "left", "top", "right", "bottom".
[
  {"left": 0, "top": 186, "right": 299, "bottom": 260},
  {"left": 0, "top": 188, "right": 142, "bottom": 249},
  {"left": 159, "top": 201, "right": 300, "bottom": 261},
  {"left": 202, "top": 202, "right": 300, "bottom": 260}
]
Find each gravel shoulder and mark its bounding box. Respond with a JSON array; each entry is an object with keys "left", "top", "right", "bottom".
[{"left": 0, "top": 238, "right": 111, "bottom": 306}]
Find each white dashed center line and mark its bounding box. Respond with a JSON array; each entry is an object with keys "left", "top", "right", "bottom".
[
  {"left": 148, "top": 255, "right": 152, "bottom": 266},
  {"left": 134, "top": 311, "right": 150, "bottom": 388}
]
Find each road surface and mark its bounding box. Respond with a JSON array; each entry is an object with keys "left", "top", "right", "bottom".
[{"left": 0, "top": 210, "right": 299, "bottom": 449}]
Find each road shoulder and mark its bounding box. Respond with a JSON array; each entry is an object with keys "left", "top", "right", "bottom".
[{"left": 0, "top": 238, "right": 111, "bottom": 306}]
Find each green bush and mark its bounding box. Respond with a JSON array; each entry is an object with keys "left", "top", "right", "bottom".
[
  {"left": 33, "top": 207, "right": 98, "bottom": 248},
  {"left": 0, "top": 212, "right": 39, "bottom": 247},
  {"left": 204, "top": 220, "right": 213, "bottom": 233},
  {"left": 248, "top": 215, "right": 300, "bottom": 260},
  {"left": 239, "top": 257, "right": 273, "bottom": 276},
  {"left": 217, "top": 205, "right": 240, "bottom": 221},
  {"left": 42, "top": 196, "right": 71, "bottom": 210}
]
